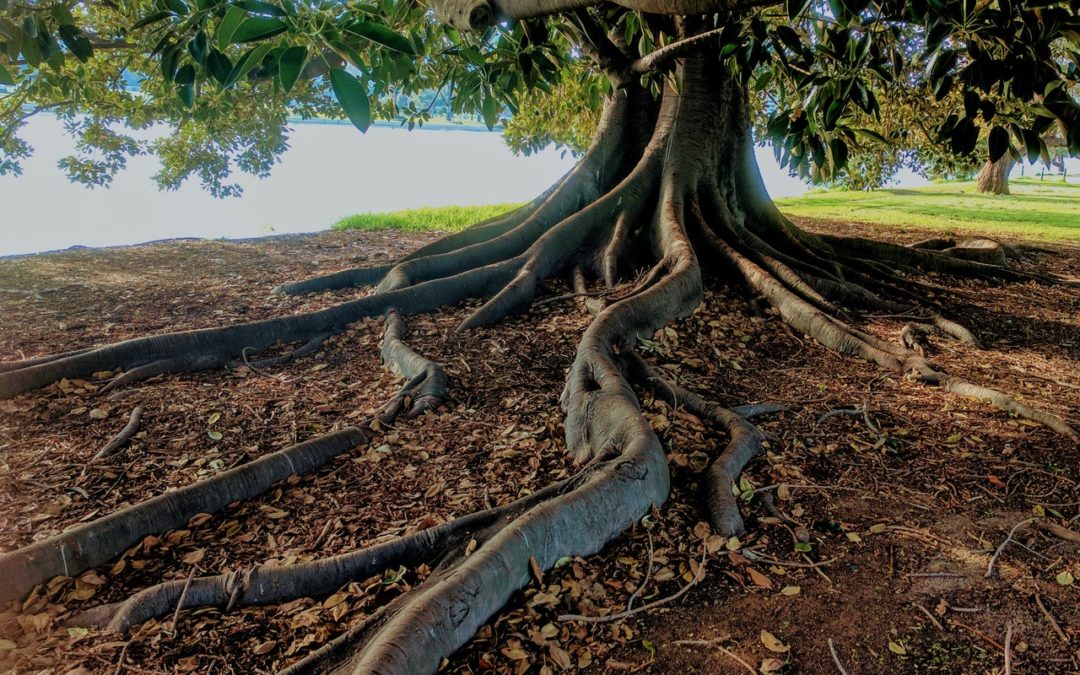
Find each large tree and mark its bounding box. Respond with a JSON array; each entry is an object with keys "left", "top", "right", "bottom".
[{"left": 1, "top": 0, "right": 1079, "bottom": 671}]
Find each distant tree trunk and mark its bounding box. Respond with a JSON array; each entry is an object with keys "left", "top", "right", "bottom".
[{"left": 977, "top": 155, "right": 1015, "bottom": 195}]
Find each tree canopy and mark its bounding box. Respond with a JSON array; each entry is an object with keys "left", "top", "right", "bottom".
[{"left": 1, "top": 0, "right": 1078, "bottom": 194}]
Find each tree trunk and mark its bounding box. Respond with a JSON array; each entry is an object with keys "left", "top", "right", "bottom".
[{"left": 976, "top": 155, "right": 1015, "bottom": 195}]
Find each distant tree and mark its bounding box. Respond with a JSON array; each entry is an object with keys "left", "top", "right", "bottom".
[{"left": 1, "top": 0, "right": 1079, "bottom": 672}]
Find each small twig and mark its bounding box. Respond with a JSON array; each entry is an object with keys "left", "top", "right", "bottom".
[
  {"left": 241, "top": 347, "right": 287, "bottom": 382},
  {"left": 912, "top": 603, "right": 944, "bottom": 631},
  {"left": 950, "top": 619, "right": 1005, "bottom": 652},
  {"left": 1004, "top": 623, "right": 1013, "bottom": 675},
  {"left": 534, "top": 289, "right": 611, "bottom": 307},
  {"left": 816, "top": 407, "right": 864, "bottom": 424},
  {"left": 672, "top": 638, "right": 756, "bottom": 675},
  {"left": 92, "top": 406, "right": 143, "bottom": 461},
  {"left": 559, "top": 547, "right": 706, "bottom": 624},
  {"left": 986, "top": 517, "right": 1038, "bottom": 578},
  {"left": 750, "top": 482, "right": 865, "bottom": 496},
  {"left": 1011, "top": 539, "right": 1050, "bottom": 561},
  {"left": 113, "top": 640, "right": 132, "bottom": 675},
  {"left": 828, "top": 638, "right": 849, "bottom": 675},
  {"left": 1033, "top": 583, "right": 1068, "bottom": 643},
  {"left": 742, "top": 552, "right": 836, "bottom": 569},
  {"left": 626, "top": 527, "right": 654, "bottom": 611},
  {"left": 804, "top": 553, "right": 833, "bottom": 585},
  {"left": 168, "top": 566, "right": 198, "bottom": 636}
]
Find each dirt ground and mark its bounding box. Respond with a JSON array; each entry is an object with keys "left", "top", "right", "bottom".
[{"left": 0, "top": 219, "right": 1077, "bottom": 674}]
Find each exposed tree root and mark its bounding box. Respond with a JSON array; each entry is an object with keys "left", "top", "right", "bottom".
[
  {"left": 0, "top": 312, "right": 449, "bottom": 604},
  {"left": 622, "top": 353, "right": 783, "bottom": 535},
  {"left": 0, "top": 426, "right": 365, "bottom": 605},
  {"left": 246, "top": 332, "right": 330, "bottom": 369},
  {"left": 73, "top": 476, "right": 571, "bottom": 633},
  {"left": 91, "top": 405, "right": 143, "bottom": 461},
  {"left": 0, "top": 347, "right": 92, "bottom": 373}
]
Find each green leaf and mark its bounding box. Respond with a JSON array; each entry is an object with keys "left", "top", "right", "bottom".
[
  {"left": 178, "top": 82, "right": 195, "bottom": 107},
  {"left": 0, "top": 63, "right": 14, "bottom": 85},
  {"left": 233, "top": 0, "right": 287, "bottom": 17},
  {"left": 188, "top": 31, "right": 209, "bottom": 64},
  {"left": 207, "top": 48, "right": 233, "bottom": 84},
  {"left": 22, "top": 16, "right": 37, "bottom": 39},
  {"left": 824, "top": 99, "right": 843, "bottom": 131},
  {"left": 481, "top": 90, "right": 497, "bottom": 130},
  {"left": 987, "top": 125, "right": 1009, "bottom": 163},
  {"left": 160, "top": 45, "right": 181, "bottom": 82},
  {"left": 786, "top": 0, "right": 811, "bottom": 18},
  {"left": 207, "top": 430, "right": 223, "bottom": 441},
  {"left": 231, "top": 16, "right": 287, "bottom": 43},
  {"left": 829, "top": 137, "right": 848, "bottom": 171},
  {"left": 58, "top": 25, "right": 93, "bottom": 62},
  {"left": 20, "top": 32, "right": 42, "bottom": 67},
  {"left": 216, "top": 5, "right": 247, "bottom": 48},
  {"left": 329, "top": 67, "right": 370, "bottom": 132},
  {"left": 276, "top": 44, "right": 306, "bottom": 94},
  {"left": 344, "top": 20, "right": 414, "bottom": 55},
  {"left": 164, "top": 0, "right": 190, "bottom": 16},
  {"left": 175, "top": 63, "right": 195, "bottom": 85},
  {"left": 1021, "top": 127, "right": 1041, "bottom": 163},
  {"left": 133, "top": 11, "right": 173, "bottom": 29},
  {"left": 794, "top": 542, "right": 812, "bottom": 552},
  {"left": 225, "top": 42, "right": 272, "bottom": 86}
]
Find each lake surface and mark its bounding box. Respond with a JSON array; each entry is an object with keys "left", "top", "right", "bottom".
[{"left": 3, "top": 116, "right": 853, "bottom": 256}]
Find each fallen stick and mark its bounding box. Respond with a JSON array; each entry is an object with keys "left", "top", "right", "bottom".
[
  {"left": 93, "top": 406, "right": 144, "bottom": 461},
  {"left": 986, "top": 517, "right": 1038, "bottom": 578},
  {"left": 828, "top": 638, "right": 849, "bottom": 675},
  {"left": 673, "top": 638, "right": 755, "bottom": 675}
]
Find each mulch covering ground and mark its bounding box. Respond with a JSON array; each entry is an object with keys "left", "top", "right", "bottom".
[{"left": 0, "top": 219, "right": 1077, "bottom": 674}]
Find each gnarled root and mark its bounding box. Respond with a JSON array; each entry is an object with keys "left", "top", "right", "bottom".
[
  {"left": 0, "top": 314, "right": 449, "bottom": 604},
  {"left": 0, "top": 426, "right": 366, "bottom": 605},
  {"left": 622, "top": 353, "right": 783, "bottom": 535}
]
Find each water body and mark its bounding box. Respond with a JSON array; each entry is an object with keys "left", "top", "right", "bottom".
[{"left": 4, "top": 116, "right": 821, "bottom": 256}]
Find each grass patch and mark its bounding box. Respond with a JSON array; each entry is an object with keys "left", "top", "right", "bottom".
[
  {"left": 776, "top": 178, "right": 1080, "bottom": 241},
  {"left": 333, "top": 203, "right": 522, "bottom": 233}
]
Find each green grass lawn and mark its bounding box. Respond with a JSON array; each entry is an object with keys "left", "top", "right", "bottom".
[
  {"left": 775, "top": 178, "right": 1080, "bottom": 241},
  {"left": 332, "top": 178, "right": 1078, "bottom": 242},
  {"left": 333, "top": 203, "right": 522, "bottom": 233}
]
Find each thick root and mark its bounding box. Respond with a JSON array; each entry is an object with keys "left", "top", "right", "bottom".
[
  {"left": 0, "top": 427, "right": 366, "bottom": 604},
  {"left": 73, "top": 489, "right": 532, "bottom": 633},
  {"left": 0, "top": 257, "right": 521, "bottom": 399},
  {"left": 623, "top": 353, "right": 780, "bottom": 535}
]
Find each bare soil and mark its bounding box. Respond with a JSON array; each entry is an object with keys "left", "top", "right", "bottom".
[{"left": 0, "top": 219, "right": 1077, "bottom": 674}]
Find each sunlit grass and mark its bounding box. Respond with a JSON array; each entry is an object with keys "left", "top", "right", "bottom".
[
  {"left": 776, "top": 178, "right": 1080, "bottom": 241},
  {"left": 333, "top": 204, "right": 523, "bottom": 233},
  {"left": 333, "top": 179, "right": 1079, "bottom": 242}
]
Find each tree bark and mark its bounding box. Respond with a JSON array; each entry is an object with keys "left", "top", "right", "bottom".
[{"left": 976, "top": 155, "right": 1014, "bottom": 195}]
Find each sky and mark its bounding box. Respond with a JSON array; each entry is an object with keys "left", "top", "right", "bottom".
[{"left": 0, "top": 115, "right": 893, "bottom": 256}]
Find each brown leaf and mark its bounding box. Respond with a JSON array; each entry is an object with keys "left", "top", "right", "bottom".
[
  {"left": 761, "top": 630, "right": 789, "bottom": 653},
  {"left": 529, "top": 556, "right": 543, "bottom": 585},
  {"left": 252, "top": 640, "right": 277, "bottom": 655},
  {"left": 748, "top": 568, "right": 773, "bottom": 589}
]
